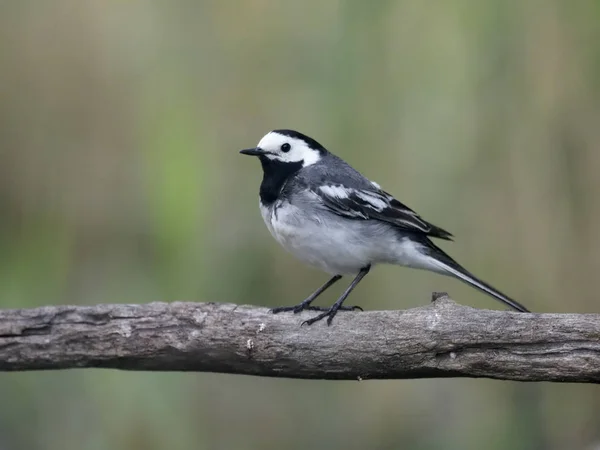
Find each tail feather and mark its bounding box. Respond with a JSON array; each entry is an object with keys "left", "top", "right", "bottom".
[
  {"left": 424, "top": 242, "right": 530, "bottom": 313},
  {"left": 429, "top": 224, "right": 454, "bottom": 241}
]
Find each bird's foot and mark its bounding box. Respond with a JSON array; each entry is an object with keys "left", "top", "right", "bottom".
[
  {"left": 270, "top": 304, "right": 308, "bottom": 314},
  {"left": 271, "top": 303, "right": 362, "bottom": 315},
  {"left": 305, "top": 305, "right": 363, "bottom": 312},
  {"left": 300, "top": 305, "right": 362, "bottom": 326}
]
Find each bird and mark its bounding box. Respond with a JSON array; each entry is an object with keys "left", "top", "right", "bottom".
[{"left": 240, "top": 129, "right": 530, "bottom": 325}]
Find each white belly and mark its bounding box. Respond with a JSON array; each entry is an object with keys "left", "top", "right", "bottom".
[{"left": 260, "top": 200, "right": 434, "bottom": 275}]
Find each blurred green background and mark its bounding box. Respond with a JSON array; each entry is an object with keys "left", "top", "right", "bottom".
[{"left": 1, "top": 1, "right": 599, "bottom": 449}]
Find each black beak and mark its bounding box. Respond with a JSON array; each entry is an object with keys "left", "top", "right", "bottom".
[{"left": 239, "top": 147, "right": 264, "bottom": 156}]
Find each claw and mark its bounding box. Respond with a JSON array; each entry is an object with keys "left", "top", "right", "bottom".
[
  {"left": 273, "top": 303, "right": 362, "bottom": 326},
  {"left": 300, "top": 305, "right": 361, "bottom": 326},
  {"left": 300, "top": 310, "right": 331, "bottom": 326}
]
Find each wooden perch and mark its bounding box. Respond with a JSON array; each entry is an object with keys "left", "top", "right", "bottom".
[{"left": 0, "top": 294, "right": 598, "bottom": 383}]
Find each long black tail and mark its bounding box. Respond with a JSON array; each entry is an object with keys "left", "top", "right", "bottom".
[{"left": 424, "top": 241, "right": 530, "bottom": 313}]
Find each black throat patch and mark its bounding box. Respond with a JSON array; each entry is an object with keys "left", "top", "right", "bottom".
[{"left": 258, "top": 157, "right": 303, "bottom": 205}]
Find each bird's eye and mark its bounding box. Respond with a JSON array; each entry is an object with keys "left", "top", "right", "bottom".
[{"left": 281, "top": 143, "right": 291, "bottom": 153}]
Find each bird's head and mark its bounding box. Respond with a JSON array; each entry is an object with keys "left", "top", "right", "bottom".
[{"left": 240, "top": 129, "right": 326, "bottom": 167}]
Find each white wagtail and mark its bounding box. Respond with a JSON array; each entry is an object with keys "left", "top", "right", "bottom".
[{"left": 240, "top": 129, "right": 530, "bottom": 325}]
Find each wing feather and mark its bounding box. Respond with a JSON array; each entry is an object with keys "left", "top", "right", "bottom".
[{"left": 316, "top": 185, "right": 453, "bottom": 240}]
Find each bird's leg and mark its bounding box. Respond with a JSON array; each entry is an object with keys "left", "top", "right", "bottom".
[
  {"left": 271, "top": 275, "right": 344, "bottom": 314},
  {"left": 302, "top": 265, "right": 371, "bottom": 326}
]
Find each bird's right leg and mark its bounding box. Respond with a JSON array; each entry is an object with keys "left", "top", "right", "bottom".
[{"left": 271, "top": 275, "right": 361, "bottom": 314}]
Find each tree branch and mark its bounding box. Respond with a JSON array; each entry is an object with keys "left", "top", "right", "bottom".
[{"left": 0, "top": 294, "right": 598, "bottom": 382}]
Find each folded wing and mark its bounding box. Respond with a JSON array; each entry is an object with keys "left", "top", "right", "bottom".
[{"left": 316, "top": 184, "right": 453, "bottom": 240}]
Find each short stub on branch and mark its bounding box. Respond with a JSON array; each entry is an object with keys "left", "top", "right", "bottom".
[{"left": 430, "top": 291, "right": 450, "bottom": 303}]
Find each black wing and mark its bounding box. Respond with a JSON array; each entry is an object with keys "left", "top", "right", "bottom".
[{"left": 314, "top": 184, "right": 453, "bottom": 240}]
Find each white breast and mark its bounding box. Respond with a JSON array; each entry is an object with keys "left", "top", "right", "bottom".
[{"left": 260, "top": 200, "right": 308, "bottom": 253}]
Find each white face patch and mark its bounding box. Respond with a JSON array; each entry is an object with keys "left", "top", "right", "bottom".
[{"left": 257, "top": 132, "right": 322, "bottom": 167}]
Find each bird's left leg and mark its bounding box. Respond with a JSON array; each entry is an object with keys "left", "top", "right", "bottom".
[
  {"left": 271, "top": 275, "right": 343, "bottom": 314},
  {"left": 302, "top": 265, "right": 371, "bottom": 326}
]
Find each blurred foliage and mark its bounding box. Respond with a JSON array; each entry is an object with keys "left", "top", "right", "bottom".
[{"left": 1, "top": 1, "right": 599, "bottom": 449}]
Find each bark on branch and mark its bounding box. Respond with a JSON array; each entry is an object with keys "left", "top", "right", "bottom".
[{"left": 0, "top": 294, "right": 598, "bottom": 382}]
